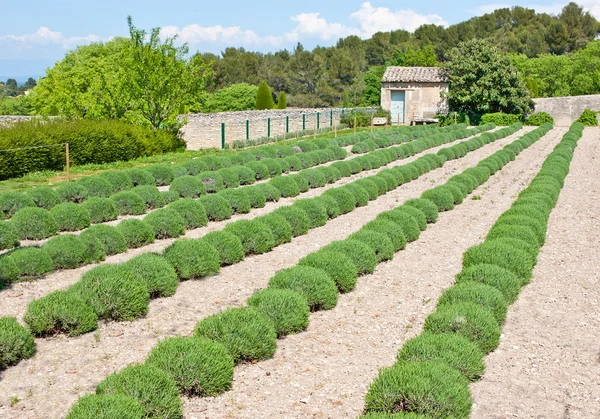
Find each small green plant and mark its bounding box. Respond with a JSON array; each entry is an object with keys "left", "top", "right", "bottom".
[
  {"left": 202, "top": 231, "right": 245, "bottom": 266},
  {"left": 111, "top": 191, "right": 147, "bottom": 216},
  {"left": 82, "top": 197, "right": 119, "bottom": 223},
  {"left": 127, "top": 168, "right": 156, "bottom": 186},
  {"left": 438, "top": 281, "right": 508, "bottom": 324},
  {"left": 117, "top": 219, "right": 155, "bottom": 248},
  {"left": 0, "top": 316, "right": 36, "bottom": 370},
  {"left": 404, "top": 198, "right": 439, "bottom": 223},
  {"left": 10, "top": 247, "right": 53, "bottom": 278},
  {"left": 218, "top": 189, "right": 251, "bottom": 214},
  {"left": 322, "top": 239, "right": 377, "bottom": 275},
  {"left": 256, "top": 214, "right": 292, "bottom": 246},
  {"left": 66, "top": 394, "right": 145, "bottom": 419},
  {"left": 78, "top": 176, "right": 113, "bottom": 198},
  {"left": 24, "top": 290, "right": 98, "bottom": 337},
  {"left": 125, "top": 253, "right": 179, "bottom": 298},
  {"left": 70, "top": 264, "right": 149, "bottom": 321},
  {"left": 133, "top": 185, "right": 165, "bottom": 209},
  {"left": 298, "top": 251, "right": 358, "bottom": 293},
  {"left": 80, "top": 224, "right": 127, "bottom": 255},
  {"left": 50, "top": 202, "right": 91, "bottom": 232},
  {"left": 272, "top": 206, "right": 310, "bottom": 237},
  {"left": 422, "top": 186, "right": 455, "bottom": 211},
  {"left": 255, "top": 81, "right": 274, "bottom": 110},
  {"left": 146, "top": 336, "right": 234, "bottom": 396},
  {"left": 575, "top": 109, "right": 598, "bottom": 126},
  {"left": 167, "top": 198, "right": 208, "bottom": 229},
  {"left": 378, "top": 209, "right": 420, "bottom": 242},
  {"left": 0, "top": 192, "right": 36, "bottom": 219},
  {"left": 247, "top": 288, "right": 309, "bottom": 337},
  {"left": 169, "top": 175, "right": 206, "bottom": 198},
  {"left": 198, "top": 194, "right": 233, "bottom": 221},
  {"left": 99, "top": 171, "right": 134, "bottom": 193},
  {"left": 230, "top": 165, "right": 256, "bottom": 185},
  {"left": 323, "top": 188, "right": 356, "bottom": 214},
  {"left": 96, "top": 363, "right": 182, "bottom": 418},
  {"left": 223, "top": 220, "right": 275, "bottom": 255},
  {"left": 144, "top": 164, "right": 175, "bottom": 186},
  {"left": 268, "top": 176, "right": 301, "bottom": 198},
  {"left": 0, "top": 221, "right": 18, "bottom": 250},
  {"left": 471, "top": 195, "right": 481, "bottom": 200},
  {"left": 143, "top": 208, "right": 186, "bottom": 239},
  {"left": 43, "top": 235, "right": 90, "bottom": 269},
  {"left": 11, "top": 206, "right": 58, "bottom": 240},
  {"left": 194, "top": 307, "right": 277, "bottom": 363},
  {"left": 349, "top": 230, "right": 395, "bottom": 262},
  {"left": 26, "top": 187, "right": 61, "bottom": 210},
  {"left": 163, "top": 238, "right": 220, "bottom": 280},
  {"left": 462, "top": 240, "right": 535, "bottom": 284},
  {"left": 268, "top": 265, "right": 338, "bottom": 311},
  {"left": 56, "top": 182, "right": 89, "bottom": 204},
  {"left": 243, "top": 185, "right": 267, "bottom": 209},
  {"left": 291, "top": 199, "right": 328, "bottom": 228}
]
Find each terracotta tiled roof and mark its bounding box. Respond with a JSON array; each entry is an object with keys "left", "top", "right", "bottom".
[{"left": 382, "top": 66, "right": 449, "bottom": 83}]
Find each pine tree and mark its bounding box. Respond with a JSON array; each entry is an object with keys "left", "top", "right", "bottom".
[
  {"left": 256, "top": 81, "right": 274, "bottom": 110},
  {"left": 277, "top": 92, "right": 287, "bottom": 109}
]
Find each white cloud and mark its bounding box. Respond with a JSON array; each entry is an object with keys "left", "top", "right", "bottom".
[
  {"left": 350, "top": 2, "right": 448, "bottom": 34},
  {"left": 469, "top": 1, "right": 600, "bottom": 20},
  {"left": 0, "top": 27, "right": 102, "bottom": 50}
]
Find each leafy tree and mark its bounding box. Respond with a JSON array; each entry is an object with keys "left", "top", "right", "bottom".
[
  {"left": 360, "top": 66, "right": 385, "bottom": 106},
  {"left": 388, "top": 46, "right": 439, "bottom": 67},
  {"left": 24, "top": 78, "right": 37, "bottom": 90},
  {"left": 277, "top": 92, "right": 287, "bottom": 109},
  {"left": 196, "top": 83, "right": 258, "bottom": 113},
  {"left": 255, "top": 81, "right": 274, "bottom": 110},
  {"left": 446, "top": 38, "right": 533, "bottom": 114}
]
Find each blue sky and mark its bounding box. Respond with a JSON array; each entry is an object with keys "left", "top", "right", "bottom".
[{"left": 1, "top": 0, "right": 598, "bottom": 80}]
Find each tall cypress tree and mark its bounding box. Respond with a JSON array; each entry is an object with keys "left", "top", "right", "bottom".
[
  {"left": 256, "top": 81, "right": 274, "bottom": 110},
  {"left": 277, "top": 92, "right": 287, "bottom": 109}
]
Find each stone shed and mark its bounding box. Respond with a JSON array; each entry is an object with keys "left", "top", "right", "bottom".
[{"left": 380, "top": 66, "right": 449, "bottom": 125}]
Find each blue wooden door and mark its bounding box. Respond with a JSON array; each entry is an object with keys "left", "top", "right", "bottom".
[{"left": 391, "top": 90, "right": 405, "bottom": 125}]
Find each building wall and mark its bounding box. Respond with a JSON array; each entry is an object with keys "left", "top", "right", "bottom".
[
  {"left": 533, "top": 94, "right": 600, "bottom": 126},
  {"left": 380, "top": 82, "right": 449, "bottom": 124}
]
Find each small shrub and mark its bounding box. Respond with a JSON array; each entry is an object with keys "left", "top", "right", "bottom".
[
  {"left": 363, "top": 218, "right": 407, "bottom": 251},
  {"left": 0, "top": 254, "right": 20, "bottom": 286},
  {"left": 230, "top": 165, "right": 256, "bottom": 185},
  {"left": 247, "top": 288, "right": 310, "bottom": 337},
  {"left": 575, "top": 109, "right": 598, "bottom": 126},
  {"left": 66, "top": 394, "right": 145, "bottom": 419},
  {"left": 27, "top": 187, "right": 61, "bottom": 210},
  {"left": 71, "top": 264, "right": 149, "bottom": 321},
  {"left": 146, "top": 336, "right": 234, "bottom": 396},
  {"left": 395, "top": 205, "right": 428, "bottom": 231},
  {"left": 292, "top": 199, "right": 328, "bottom": 228},
  {"left": 78, "top": 234, "right": 106, "bottom": 263},
  {"left": 145, "top": 164, "right": 175, "bottom": 186},
  {"left": 272, "top": 206, "right": 310, "bottom": 237},
  {"left": 194, "top": 307, "right": 277, "bottom": 363},
  {"left": 198, "top": 194, "right": 233, "bottom": 221},
  {"left": 0, "top": 192, "right": 36, "bottom": 219},
  {"left": 0, "top": 316, "right": 36, "bottom": 370},
  {"left": 117, "top": 219, "right": 155, "bottom": 248},
  {"left": 378, "top": 210, "right": 420, "bottom": 242},
  {"left": 354, "top": 179, "right": 379, "bottom": 200},
  {"left": 494, "top": 213, "right": 547, "bottom": 245},
  {"left": 456, "top": 263, "right": 521, "bottom": 304},
  {"left": 269, "top": 265, "right": 338, "bottom": 311},
  {"left": 164, "top": 199, "right": 207, "bottom": 230},
  {"left": 217, "top": 168, "right": 241, "bottom": 188},
  {"left": 438, "top": 281, "right": 508, "bottom": 324},
  {"left": 343, "top": 184, "right": 370, "bottom": 207},
  {"left": 56, "top": 182, "right": 88, "bottom": 203},
  {"left": 322, "top": 239, "right": 377, "bottom": 275},
  {"left": 261, "top": 158, "right": 283, "bottom": 177},
  {"left": 160, "top": 189, "right": 179, "bottom": 204},
  {"left": 323, "top": 188, "right": 356, "bottom": 214},
  {"left": 133, "top": 185, "right": 165, "bottom": 209},
  {"left": 0, "top": 221, "right": 18, "bottom": 250},
  {"left": 163, "top": 238, "right": 220, "bottom": 280},
  {"left": 170, "top": 175, "right": 206, "bottom": 198},
  {"left": 82, "top": 197, "right": 119, "bottom": 223},
  {"left": 96, "top": 363, "right": 182, "bottom": 419},
  {"left": 299, "top": 250, "right": 358, "bottom": 293},
  {"left": 218, "top": 189, "right": 251, "bottom": 214},
  {"left": 243, "top": 186, "right": 267, "bottom": 209},
  {"left": 11, "top": 206, "right": 58, "bottom": 240},
  {"left": 143, "top": 208, "right": 186, "bottom": 239},
  {"left": 424, "top": 302, "right": 501, "bottom": 353},
  {"left": 257, "top": 214, "right": 292, "bottom": 246},
  {"left": 254, "top": 183, "right": 281, "bottom": 202},
  {"left": 10, "top": 247, "right": 53, "bottom": 278},
  {"left": 245, "top": 161, "right": 270, "bottom": 180},
  {"left": 127, "top": 168, "right": 156, "bottom": 186},
  {"left": 331, "top": 161, "right": 352, "bottom": 177},
  {"left": 223, "top": 220, "right": 275, "bottom": 255},
  {"left": 298, "top": 169, "right": 327, "bottom": 189},
  {"left": 125, "top": 253, "right": 178, "bottom": 298},
  {"left": 202, "top": 231, "right": 245, "bottom": 266},
  {"left": 349, "top": 230, "right": 395, "bottom": 262},
  {"left": 525, "top": 111, "right": 554, "bottom": 126},
  {"left": 43, "top": 235, "right": 89, "bottom": 269},
  {"left": 314, "top": 195, "right": 341, "bottom": 219},
  {"left": 99, "top": 171, "right": 134, "bottom": 193},
  {"left": 364, "top": 361, "right": 472, "bottom": 418},
  {"left": 24, "top": 290, "right": 98, "bottom": 337},
  {"left": 111, "top": 191, "right": 147, "bottom": 216},
  {"left": 80, "top": 224, "right": 127, "bottom": 255},
  {"left": 397, "top": 332, "right": 485, "bottom": 381},
  {"left": 422, "top": 186, "right": 455, "bottom": 211},
  {"left": 50, "top": 202, "right": 91, "bottom": 232},
  {"left": 369, "top": 176, "right": 389, "bottom": 196},
  {"left": 268, "top": 176, "right": 301, "bottom": 198},
  {"left": 78, "top": 176, "right": 113, "bottom": 198},
  {"left": 462, "top": 240, "right": 535, "bottom": 284}
]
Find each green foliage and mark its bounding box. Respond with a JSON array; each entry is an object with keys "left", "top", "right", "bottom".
[
  {"left": 456, "top": 264, "right": 522, "bottom": 304},
  {"left": 0, "top": 192, "right": 35, "bottom": 219},
  {"left": 272, "top": 206, "right": 310, "bottom": 237},
  {"left": 111, "top": 191, "right": 147, "bottom": 216},
  {"left": 230, "top": 165, "right": 256, "bottom": 185},
  {"left": 462, "top": 240, "right": 535, "bottom": 284},
  {"left": 269, "top": 265, "right": 338, "bottom": 311},
  {"left": 117, "top": 219, "right": 155, "bottom": 248},
  {"left": 243, "top": 185, "right": 267, "bottom": 209},
  {"left": 446, "top": 39, "right": 533, "bottom": 114},
  {"left": 0, "top": 256, "right": 19, "bottom": 286},
  {"left": 0, "top": 221, "right": 18, "bottom": 250},
  {"left": 438, "top": 281, "right": 508, "bottom": 324},
  {"left": 245, "top": 161, "right": 270, "bottom": 180},
  {"left": 481, "top": 112, "right": 522, "bottom": 125},
  {"left": 146, "top": 336, "right": 234, "bottom": 396},
  {"left": 82, "top": 197, "right": 119, "bottom": 223},
  {"left": 125, "top": 253, "right": 179, "bottom": 298},
  {"left": 256, "top": 213, "right": 292, "bottom": 246},
  {"left": 133, "top": 185, "right": 165, "bottom": 209},
  {"left": 198, "top": 83, "right": 258, "bottom": 112},
  {"left": 218, "top": 188, "right": 251, "bottom": 214},
  {"left": 525, "top": 111, "right": 554, "bottom": 125},
  {"left": 395, "top": 205, "right": 428, "bottom": 231},
  {"left": 277, "top": 91, "right": 287, "bottom": 109},
  {"left": 11, "top": 206, "right": 57, "bottom": 240},
  {"left": 299, "top": 250, "right": 358, "bottom": 293},
  {"left": 78, "top": 234, "right": 107, "bottom": 263},
  {"left": 268, "top": 176, "right": 301, "bottom": 198},
  {"left": 71, "top": 264, "right": 149, "bottom": 320},
  {"left": 342, "top": 184, "right": 370, "bottom": 207},
  {"left": 424, "top": 302, "right": 501, "bottom": 353},
  {"left": 27, "top": 187, "right": 62, "bottom": 210},
  {"left": 99, "top": 171, "right": 134, "bottom": 193},
  {"left": 56, "top": 182, "right": 89, "bottom": 203},
  {"left": 217, "top": 167, "right": 241, "bottom": 189},
  {"left": 378, "top": 210, "right": 420, "bottom": 242},
  {"left": 323, "top": 188, "right": 356, "bottom": 214},
  {"left": 0, "top": 119, "right": 183, "bottom": 181},
  {"left": 364, "top": 361, "right": 472, "bottom": 418},
  {"left": 388, "top": 45, "right": 439, "bottom": 67},
  {"left": 167, "top": 198, "right": 208, "bottom": 229},
  {"left": 80, "top": 224, "right": 127, "bottom": 255},
  {"left": 199, "top": 194, "right": 233, "bottom": 221},
  {"left": 247, "top": 288, "right": 309, "bottom": 337},
  {"left": 0, "top": 316, "right": 36, "bottom": 370},
  {"left": 397, "top": 333, "right": 485, "bottom": 381},
  {"left": 349, "top": 229, "right": 395, "bottom": 262},
  {"left": 322, "top": 239, "right": 377, "bottom": 275},
  {"left": 170, "top": 175, "right": 206, "bottom": 198},
  {"left": 127, "top": 168, "right": 156, "bottom": 186},
  {"left": 255, "top": 81, "right": 274, "bottom": 110},
  {"left": 291, "top": 199, "right": 328, "bottom": 228},
  {"left": 576, "top": 109, "right": 598, "bottom": 125},
  {"left": 24, "top": 290, "right": 98, "bottom": 337},
  {"left": 145, "top": 164, "right": 175, "bottom": 186},
  {"left": 66, "top": 394, "right": 145, "bottom": 419},
  {"left": 96, "top": 363, "right": 182, "bottom": 419},
  {"left": 363, "top": 218, "right": 407, "bottom": 251},
  {"left": 202, "top": 231, "right": 245, "bottom": 266},
  {"left": 361, "top": 66, "right": 386, "bottom": 106},
  {"left": 50, "top": 202, "right": 91, "bottom": 231},
  {"left": 10, "top": 246, "right": 53, "bottom": 278},
  {"left": 163, "top": 238, "right": 220, "bottom": 280},
  {"left": 43, "top": 235, "right": 89, "bottom": 269},
  {"left": 194, "top": 307, "right": 277, "bottom": 363},
  {"left": 223, "top": 220, "right": 275, "bottom": 255},
  {"left": 421, "top": 186, "right": 455, "bottom": 211},
  {"left": 143, "top": 208, "right": 186, "bottom": 239}
]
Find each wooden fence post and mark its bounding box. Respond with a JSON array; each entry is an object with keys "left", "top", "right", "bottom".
[
  {"left": 354, "top": 115, "right": 357, "bottom": 134},
  {"left": 65, "top": 143, "right": 70, "bottom": 181},
  {"left": 314, "top": 116, "right": 317, "bottom": 139}
]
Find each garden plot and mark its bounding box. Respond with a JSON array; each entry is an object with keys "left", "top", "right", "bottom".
[
  {"left": 0, "top": 126, "right": 512, "bottom": 320},
  {"left": 0, "top": 126, "right": 531, "bottom": 418},
  {"left": 180, "top": 127, "right": 567, "bottom": 418},
  {"left": 470, "top": 127, "right": 600, "bottom": 419}
]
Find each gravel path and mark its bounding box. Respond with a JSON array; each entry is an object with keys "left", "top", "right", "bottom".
[
  {"left": 470, "top": 127, "right": 600, "bottom": 419},
  {"left": 0, "top": 127, "right": 533, "bottom": 419},
  {"left": 0, "top": 128, "right": 515, "bottom": 321}
]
